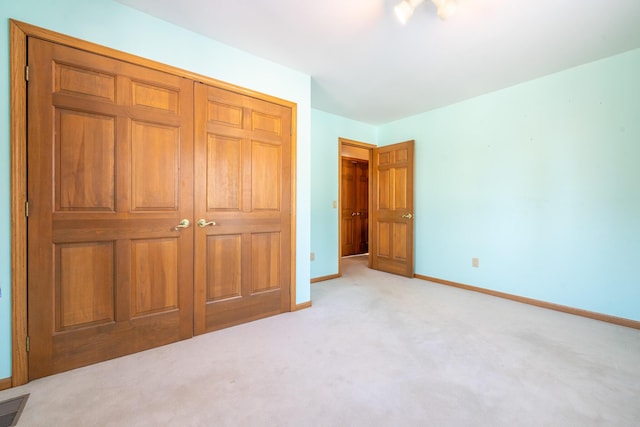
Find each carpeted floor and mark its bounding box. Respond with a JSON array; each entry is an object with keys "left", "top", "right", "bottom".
[{"left": 1, "top": 255, "right": 639, "bottom": 426}]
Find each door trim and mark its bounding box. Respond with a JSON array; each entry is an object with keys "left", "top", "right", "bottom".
[
  {"left": 10, "top": 20, "right": 28, "bottom": 388},
  {"left": 9, "top": 20, "right": 298, "bottom": 386},
  {"left": 338, "top": 138, "right": 375, "bottom": 277}
]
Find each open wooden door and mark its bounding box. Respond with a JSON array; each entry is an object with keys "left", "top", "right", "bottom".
[
  {"left": 370, "top": 140, "right": 415, "bottom": 277},
  {"left": 26, "top": 38, "right": 194, "bottom": 379}
]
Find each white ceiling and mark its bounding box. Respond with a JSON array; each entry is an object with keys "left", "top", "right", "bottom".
[{"left": 115, "top": 0, "right": 640, "bottom": 124}]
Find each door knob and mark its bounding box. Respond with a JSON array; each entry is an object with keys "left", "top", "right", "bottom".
[
  {"left": 401, "top": 213, "right": 413, "bottom": 219},
  {"left": 173, "top": 219, "right": 191, "bottom": 230},
  {"left": 197, "top": 219, "right": 217, "bottom": 228},
  {"left": 351, "top": 212, "right": 357, "bottom": 216}
]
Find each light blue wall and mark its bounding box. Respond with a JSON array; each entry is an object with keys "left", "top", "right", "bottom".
[
  {"left": 310, "top": 109, "right": 377, "bottom": 278},
  {"left": 378, "top": 49, "right": 640, "bottom": 321},
  {"left": 0, "top": 0, "right": 312, "bottom": 380}
]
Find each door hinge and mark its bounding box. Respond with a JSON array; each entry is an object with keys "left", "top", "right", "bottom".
[
  {"left": 25, "top": 201, "right": 29, "bottom": 218},
  {"left": 26, "top": 336, "right": 30, "bottom": 352},
  {"left": 25, "top": 65, "right": 29, "bottom": 82}
]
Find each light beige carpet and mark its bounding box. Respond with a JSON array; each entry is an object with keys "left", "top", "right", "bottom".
[{"left": 1, "top": 255, "right": 639, "bottom": 426}]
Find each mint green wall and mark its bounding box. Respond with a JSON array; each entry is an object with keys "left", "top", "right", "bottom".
[
  {"left": 378, "top": 49, "right": 640, "bottom": 321},
  {"left": 0, "top": 0, "right": 312, "bottom": 379},
  {"left": 310, "top": 109, "right": 377, "bottom": 278}
]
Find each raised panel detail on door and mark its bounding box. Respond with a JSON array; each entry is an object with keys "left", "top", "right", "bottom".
[
  {"left": 394, "top": 168, "right": 408, "bottom": 209},
  {"left": 27, "top": 38, "right": 194, "bottom": 380},
  {"left": 393, "top": 223, "right": 408, "bottom": 259},
  {"left": 207, "top": 134, "right": 242, "bottom": 211},
  {"left": 131, "top": 238, "right": 179, "bottom": 317},
  {"left": 131, "top": 81, "right": 179, "bottom": 113},
  {"left": 56, "top": 242, "right": 115, "bottom": 331},
  {"left": 378, "top": 169, "right": 390, "bottom": 209},
  {"left": 54, "top": 63, "right": 115, "bottom": 101},
  {"left": 56, "top": 110, "right": 115, "bottom": 211},
  {"left": 252, "top": 232, "right": 281, "bottom": 293},
  {"left": 252, "top": 141, "right": 281, "bottom": 211},
  {"left": 208, "top": 101, "right": 243, "bottom": 127},
  {"left": 206, "top": 234, "right": 242, "bottom": 302},
  {"left": 194, "top": 83, "right": 291, "bottom": 334},
  {"left": 131, "top": 121, "right": 179, "bottom": 211},
  {"left": 252, "top": 111, "right": 281, "bottom": 135}
]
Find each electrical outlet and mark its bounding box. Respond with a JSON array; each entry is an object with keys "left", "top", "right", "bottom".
[
  {"left": 310, "top": 252, "right": 315, "bottom": 261},
  {"left": 332, "top": 200, "right": 337, "bottom": 208},
  {"left": 472, "top": 257, "right": 479, "bottom": 268}
]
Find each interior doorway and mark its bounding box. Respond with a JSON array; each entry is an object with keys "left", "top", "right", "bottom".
[
  {"left": 341, "top": 156, "right": 368, "bottom": 256},
  {"left": 338, "top": 138, "right": 415, "bottom": 279},
  {"left": 339, "top": 138, "right": 375, "bottom": 270}
]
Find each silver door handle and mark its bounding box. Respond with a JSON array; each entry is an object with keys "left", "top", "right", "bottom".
[
  {"left": 401, "top": 213, "right": 413, "bottom": 219},
  {"left": 197, "top": 219, "right": 217, "bottom": 228},
  {"left": 173, "top": 219, "right": 190, "bottom": 230}
]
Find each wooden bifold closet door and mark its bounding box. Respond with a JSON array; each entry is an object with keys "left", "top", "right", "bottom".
[
  {"left": 26, "top": 37, "right": 292, "bottom": 379},
  {"left": 193, "top": 83, "right": 292, "bottom": 334},
  {"left": 27, "top": 38, "right": 194, "bottom": 379}
]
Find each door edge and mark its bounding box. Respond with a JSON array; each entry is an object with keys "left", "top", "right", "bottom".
[{"left": 10, "top": 19, "right": 29, "bottom": 387}]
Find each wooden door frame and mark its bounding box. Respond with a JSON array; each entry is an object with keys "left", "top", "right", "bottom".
[
  {"left": 9, "top": 20, "right": 298, "bottom": 386},
  {"left": 337, "top": 138, "right": 376, "bottom": 277}
]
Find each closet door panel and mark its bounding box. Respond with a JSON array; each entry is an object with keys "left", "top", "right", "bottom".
[
  {"left": 194, "top": 83, "right": 292, "bottom": 334},
  {"left": 27, "top": 38, "right": 194, "bottom": 379}
]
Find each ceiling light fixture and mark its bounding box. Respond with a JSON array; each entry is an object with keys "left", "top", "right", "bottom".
[
  {"left": 433, "top": 0, "right": 457, "bottom": 20},
  {"left": 394, "top": 0, "right": 424, "bottom": 25},
  {"left": 394, "top": 0, "right": 457, "bottom": 23}
]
